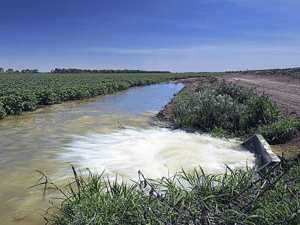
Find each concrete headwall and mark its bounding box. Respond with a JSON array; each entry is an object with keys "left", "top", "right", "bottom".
[{"left": 243, "top": 134, "right": 280, "bottom": 171}]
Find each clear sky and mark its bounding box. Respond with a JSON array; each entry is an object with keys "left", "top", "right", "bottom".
[{"left": 1, "top": 0, "right": 300, "bottom": 72}]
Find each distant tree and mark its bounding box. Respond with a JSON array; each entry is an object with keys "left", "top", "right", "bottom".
[
  {"left": 6, "top": 68, "right": 14, "bottom": 73},
  {"left": 51, "top": 68, "right": 61, "bottom": 73},
  {"left": 21, "top": 69, "right": 38, "bottom": 73},
  {"left": 50, "top": 67, "right": 171, "bottom": 74},
  {"left": 0, "top": 67, "right": 4, "bottom": 73},
  {"left": 14, "top": 70, "right": 20, "bottom": 73}
]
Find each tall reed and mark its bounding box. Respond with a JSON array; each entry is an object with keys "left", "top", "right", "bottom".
[{"left": 31, "top": 158, "right": 300, "bottom": 224}]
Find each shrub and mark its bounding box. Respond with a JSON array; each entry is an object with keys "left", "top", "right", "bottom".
[
  {"left": 21, "top": 92, "right": 38, "bottom": 111},
  {"left": 242, "top": 94, "right": 280, "bottom": 127},
  {"left": 214, "top": 80, "right": 255, "bottom": 103},
  {"left": 175, "top": 89, "right": 245, "bottom": 132},
  {"left": 195, "top": 84, "right": 209, "bottom": 92},
  {"left": 36, "top": 89, "right": 61, "bottom": 105},
  {"left": 174, "top": 81, "right": 280, "bottom": 135},
  {"left": 0, "top": 102, "right": 6, "bottom": 119},
  {"left": 0, "top": 95, "right": 24, "bottom": 115},
  {"left": 259, "top": 118, "right": 300, "bottom": 144}
]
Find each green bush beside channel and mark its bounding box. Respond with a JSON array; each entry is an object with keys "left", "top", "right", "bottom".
[
  {"left": 174, "top": 81, "right": 281, "bottom": 137},
  {"left": 259, "top": 118, "right": 300, "bottom": 144},
  {"left": 173, "top": 80, "right": 300, "bottom": 145}
]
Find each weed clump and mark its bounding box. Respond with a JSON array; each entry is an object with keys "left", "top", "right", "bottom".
[
  {"left": 259, "top": 118, "right": 300, "bottom": 144},
  {"left": 33, "top": 159, "right": 300, "bottom": 225},
  {"left": 174, "top": 80, "right": 281, "bottom": 137},
  {"left": 0, "top": 102, "right": 6, "bottom": 119}
]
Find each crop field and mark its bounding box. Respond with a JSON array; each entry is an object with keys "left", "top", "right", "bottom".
[
  {"left": 1, "top": 72, "right": 299, "bottom": 225},
  {"left": 32, "top": 79, "right": 299, "bottom": 225},
  {"left": 0, "top": 72, "right": 225, "bottom": 120},
  {"left": 242, "top": 67, "right": 300, "bottom": 79}
]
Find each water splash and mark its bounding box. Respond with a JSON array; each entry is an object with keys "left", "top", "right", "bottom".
[{"left": 62, "top": 128, "right": 255, "bottom": 179}]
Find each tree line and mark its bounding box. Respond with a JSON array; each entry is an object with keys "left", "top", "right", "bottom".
[
  {"left": 0, "top": 68, "right": 38, "bottom": 73},
  {"left": 0, "top": 67, "right": 170, "bottom": 74},
  {"left": 50, "top": 68, "right": 170, "bottom": 74}
]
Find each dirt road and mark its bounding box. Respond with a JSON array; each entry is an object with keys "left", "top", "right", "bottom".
[
  {"left": 218, "top": 74, "right": 300, "bottom": 118},
  {"left": 158, "top": 74, "right": 300, "bottom": 159},
  {"left": 218, "top": 74, "right": 300, "bottom": 159}
]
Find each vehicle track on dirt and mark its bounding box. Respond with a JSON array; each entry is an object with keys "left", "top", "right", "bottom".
[
  {"left": 218, "top": 74, "right": 300, "bottom": 118},
  {"left": 158, "top": 74, "right": 300, "bottom": 159}
]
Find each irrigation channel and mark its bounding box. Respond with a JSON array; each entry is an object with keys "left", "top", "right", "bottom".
[{"left": 0, "top": 83, "right": 255, "bottom": 224}]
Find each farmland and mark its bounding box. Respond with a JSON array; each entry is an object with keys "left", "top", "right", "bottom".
[
  {"left": 242, "top": 67, "right": 300, "bottom": 79},
  {"left": 0, "top": 72, "right": 225, "bottom": 120},
  {"left": 39, "top": 73, "right": 299, "bottom": 225},
  {"left": 1, "top": 71, "right": 299, "bottom": 224}
]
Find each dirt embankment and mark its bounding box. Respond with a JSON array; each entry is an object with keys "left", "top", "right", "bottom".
[
  {"left": 157, "top": 74, "right": 300, "bottom": 160},
  {"left": 157, "top": 76, "right": 219, "bottom": 120},
  {"left": 218, "top": 74, "right": 300, "bottom": 119}
]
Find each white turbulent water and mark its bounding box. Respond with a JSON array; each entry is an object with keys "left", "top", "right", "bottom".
[
  {"left": 62, "top": 128, "right": 255, "bottom": 180},
  {"left": 0, "top": 83, "right": 255, "bottom": 224}
]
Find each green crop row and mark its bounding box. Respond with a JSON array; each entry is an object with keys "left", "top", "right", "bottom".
[
  {"left": 243, "top": 67, "right": 300, "bottom": 79},
  {"left": 0, "top": 72, "right": 226, "bottom": 120}
]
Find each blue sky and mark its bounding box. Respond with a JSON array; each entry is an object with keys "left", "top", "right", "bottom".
[{"left": 1, "top": 0, "right": 300, "bottom": 72}]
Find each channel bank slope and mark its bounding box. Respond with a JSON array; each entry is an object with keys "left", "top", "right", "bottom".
[{"left": 158, "top": 74, "right": 300, "bottom": 160}]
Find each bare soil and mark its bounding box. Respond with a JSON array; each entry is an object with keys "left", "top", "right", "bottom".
[
  {"left": 157, "top": 74, "right": 300, "bottom": 160},
  {"left": 218, "top": 74, "right": 300, "bottom": 119}
]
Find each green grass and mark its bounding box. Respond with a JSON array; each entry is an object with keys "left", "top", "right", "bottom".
[
  {"left": 173, "top": 80, "right": 281, "bottom": 137},
  {"left": 32, "top": 158, "right": 300, "bottom": 224},
  {"left": 0, "top": 72, "right": 227, "bottom": 120},
  {"left": 243, "top": 67, "right": 300, "bottom": 79},
  {"left": 259, "top": 118, "right": 300, "bottom": 144},
  {"left": 173, "top": 80, "right": 300, "bottom": 144},
  {"left": 24, "top": 74, "right": 300, "bottom": 224}
]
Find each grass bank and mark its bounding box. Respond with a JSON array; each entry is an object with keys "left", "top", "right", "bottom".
[
  {"left": 34, "top": 158, "right": 300, "bottom": 224},
  {"left": 173, "top": 80, "right": 300, "bottom": 144},
  {"left": 29, "top": 76, "right": 300, "bottom": 224}
]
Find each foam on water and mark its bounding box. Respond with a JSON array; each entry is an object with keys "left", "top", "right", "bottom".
[{"left": 62, "top": 128, "right": 255, "bottom": 179}]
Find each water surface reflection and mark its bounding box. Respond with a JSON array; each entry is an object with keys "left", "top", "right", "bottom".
[{"left": 0, "top": 83, "right": 254, "bottom": 224}]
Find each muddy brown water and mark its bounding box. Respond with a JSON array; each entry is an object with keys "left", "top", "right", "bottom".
[{"left": 0, "top": 83, "right": 255, "bottom": 224}]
